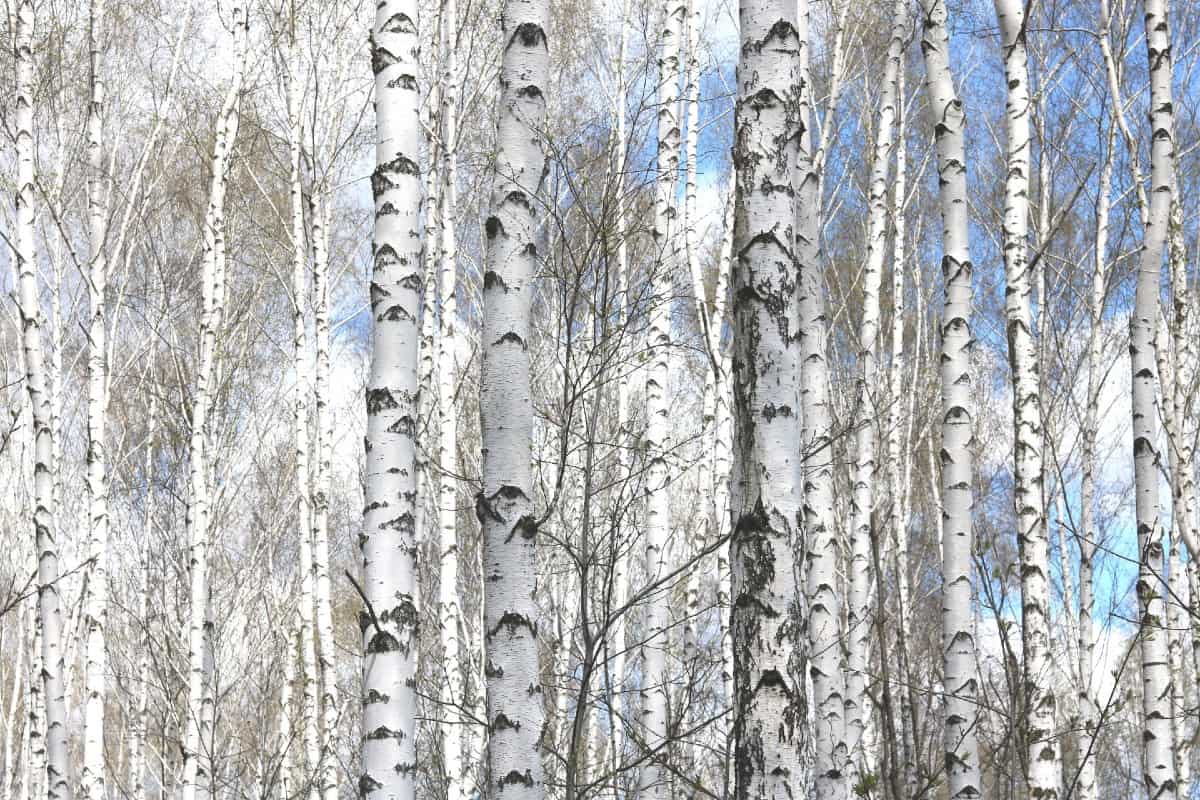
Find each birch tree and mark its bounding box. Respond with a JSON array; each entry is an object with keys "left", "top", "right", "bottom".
[
  {"left": 360, "top": 0, "right": 426, "bottom": 796},
  {"left": 1129, "top": 2, "right": 1177, "bottom": 797},
  {"left": 797, "top": 2, "right": 844, "bottom": 794},
  {"left": 992, "top": 1, "right": 1061, "bottom": 793},
  {"left": 918, "top": 0, "right": 981, "bottom": 795},
  {"left": 639, "top": 0, "right": 683, "bottom": 791},
  {"left": 180, "top": 9, "right": 249, "bottom": 800},
  {"left": 847, "top": 0, "right": 907, "bottom": 778},
  {"left": 476, "top": 0, "right": 549, "bottom": 795},
  {"left": 80, "top": 1, "right": 112, "bottom": 797},
  {"left": 13, "top": 1, "right": 71, "bottom": 795},
  {"left": 728, "top": 0, "right": 804, "bottom": 796}
]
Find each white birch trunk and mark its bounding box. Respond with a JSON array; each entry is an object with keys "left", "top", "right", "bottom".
[
  {"left": 1075, "top": 122, "right": 1114, "bottom": 800},
  {"left": 13, "top": 1, "right": 70, "bottom": 795},
  {"left": 919, "top": 0, "right": 982, "bottom": 795},
  {"left": 361, "top": 1, "right": 425, "bottom": 798},
  {"left": 1131, "top": 2, "right": 1177, "bottom": 797},
  {"left": 181, "top": 9, "right": 248, "bottom": 800},
  {"left": 81, "top": 1, "right": 112, "bottom": 797},
  {"left": 286, "top": 43, "right": 322, "bottom": 800},
  {"left": 309, "top": 189, "right": 340, "bottom": 800},
  {"left": 847, "top": 0, "right": 907, "bottom": 778},
  {"left": 477, "top": 0, "right": 548, "bottom": 794},
  {"left": 639, "top": 0, "right": 683, "bottom": 792},
  {"left": 993, "top": 2, "right": 1061, "bottom": 792},
  {"left": 797, "top": 2, "right": 844, "bottom": 793},
  {"left": 729, "top": 1, "right": 804, "bottom": 796},
  {"left": 437, "top": 0, "right": 466, "bottom": 789},
  {"left": 128, "top": 402, "right": 154, "bottom": 800},
  {"left": 885, "top": 66, "right": 918, "bottom": 799}
]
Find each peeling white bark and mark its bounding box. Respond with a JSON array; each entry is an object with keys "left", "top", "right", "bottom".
[
  {"left": 918, "top": 0, "right": 982, "bottom": 795},
  {"left": 477, "top": 0, "right": 549, "bottom": 794},
  {"left": 361, "top": 1, "right": 426, "bottom": 798},
  {"left": 730, "top": 0, "right": 805, "bottom": 796}
]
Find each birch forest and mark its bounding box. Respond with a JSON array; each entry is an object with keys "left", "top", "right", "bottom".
[{"left": 6, "top": 0, "right": 1200, "bottom": 798}]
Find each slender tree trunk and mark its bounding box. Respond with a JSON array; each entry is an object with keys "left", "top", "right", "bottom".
[
  {"left": 992, "top": 2, "right": 1061, "bottom": 793},
  {"left": 729, "top": 0, "right": 804, "bottom": 797},
  {"left": 280, "top": 627, "right": 297, "bottom": 800},
  {"left": 797, "top": 2, "right": 844, "bottom": 794},
  {"left": 885, "top": 66, "right": 917, "bottom": 800},
  {"left": 361, "top": 2, "right": 426, "bottom": 799},
  {"left": 437, "top": 0, "right": 467, "bottom": 789},
  {"left": 847, "top": 0, "right": 907, "bottom": 780},
  {"left": 639, "top": 0, "right": 683, "bottom": 792},
  {"left": 477, "top": 0, "right": 549, "bottom": 794},
  {"left": 1131, "top": 2, "right": 1177, "bottom": 797},
  {"left": 918, "top": 1, "right": 982, "bottom": 796},
  {"left": 180, "top": 11, "right": 247, "bottom": 799},
  {"left": 128, "top": 402, "right": 154, "bottom": 800},
  {"left": 81, "top": 2, "right": 112, "bottom": 797},
  {"left": 1075, "top": 120, "right": 1114, "bottom": 800},
  {"left": 287, "top": 41, "right": 322, "bottom": 799},
  {"left": 309, "top": 189, "right": 339, "bottom": 800},
  {"left": 13, "top": 2, "right": 70, "bottom": 796}
]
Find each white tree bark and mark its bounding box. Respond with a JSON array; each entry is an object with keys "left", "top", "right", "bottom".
[
  {"left": 181, "top": 9, "right": 248, "bottom": 800},
  {"left": 918, "top": 0, "right": 982, "bottom": 796},
  {"left": 992, "top": 2, "right": 1061, "bottom": 793},
  {"left": 81, "top": 1, "right": 112, "bottom": 797},
  {"left": 437, "top": 0, "right": 467, "bottom": 790},
  {"left": 885, "top": 66, "right": 918, "bottom": 799},
  {"left": 477, "top": 0, "right": 548, "bottom": 794},
  {"left": 1075, "top": 121, "right": 1114, "bottom": 800},
  {"left": 639, "top": 0, "right": 683, "bottom": 792},
  {"left": 286, "top": 40, "right": 321, "bottom": 800},
  {"left": 309, "top": 189, "right": 340, "bottom": 800},
  {"left": 797, "top": 2, "right": 844, "bottom": 794},
  {"left": 361, "top": 1, "right": 426, "bottom": 798},
  {"left": 128, "top": 400, "right": 155, "bottom": 800},
  {"left": 1131, "top": 2, "right": 1177, "bottom": 797},
  {"left": 13, "top": 1, "right": 70, "bottom": 796},
  {"left": 729, "top": 0, "right": 804, "bottom": 796},
  {"left": 847, "top": 0, "right": 907, "bottom": 778}
]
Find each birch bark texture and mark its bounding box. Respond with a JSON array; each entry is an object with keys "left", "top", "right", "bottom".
[
  {"left": 81, "top": 1, "right": 112, "bottom": 797},
  {"left": 797, "top": 2, "right": 845, "bottom": 794},
  {"left": 992, "top": 1, "right": 1060, "bottom": 793},
  {"left": 918, "top": 0, "right": 982, "bottom": 795},
  {"left": 180, "top": 11, "right": 248, "bottom": 799},
  {"left": 1130, "top": 1, "right": 1177, "bottom": 797},
  {"left": 361, "top": 0, "right": 425, "bottom": 797},
  {"left": 847, "top": 0, "right": 907, "bottom": 777},
  {"left": 13, "top": 2, "right": 70, "bottom": 796},
  {"left": 476, "top": 0, "right": 549, "bottom": 795},
  {"left": 729, "top": 0, "right": 804, "bottom": 796},
  {"left": 639, "top": 0, "right": 683, "bottom": 791}
]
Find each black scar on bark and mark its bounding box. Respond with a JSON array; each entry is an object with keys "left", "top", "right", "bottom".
[
  {"left": 499, "top": 770, "right": 535, "bottom": 788},
  {"left": 388, "top": 73, "right": 418, "bottom": 91},
  {"left": 366, "top": 630, "right": 400, "bottom": 654},
  {"left": 494, "top": 331, "right": 526, "bottom": 348},
  {"left": 358, "top": 774, "right": 383, "bottom": 797},
  {"left": 490, "top": 610, "right": 536, "bottom": 638},
  {"left": 510, "top": 22, "right": 546, "bottom": 49},
  {"left": 366, "top": 388, "right": 399, "bottom": 414},
  {"left": 492, "top": 712, "right": 521, "bottom": 732},
  {"left": 485, "top": 217, "right": 504, "bottom": 240},
  {"left": 379, "top": 12, "right": 416, "bottom": 36},
  {"left": 371, "top": 46, "right": 399, "bottom": 75}
]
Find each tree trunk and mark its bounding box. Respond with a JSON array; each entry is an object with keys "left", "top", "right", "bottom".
[
  {"left": 1131, "top": 2, "right": 1177, "bottom": 797},
  {"left": 729, "top": 0, "right": 804, "bottom": 796},
  {"left": 847, "top": 0, "right": 907, "bottom": 781},
  {"left": 477, "top": 0, "right": 549, "bottom": 794},
  {"left": 180, "top": 11, "right": 247, "bottom": 799},
  {"left": 81, "top": 1, "right": 112, "bottom": 797},
  {"left": 797, "top": 2, "right": 844, "bottom": 794},
  {"left": 309, "top": 189, "right": 340, "bottom": 800},
  {"left": 992, "top": 1, "right": 1061, "bottom": 793},
  {"left": 360, "top": 1, "right": 426, "bottom": 798},
  {"left": 13, "top": 1, "right": 70, "bottom": 795},
  {"left": 918, "top": 0, "right": 982, "bottom": 795}
]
